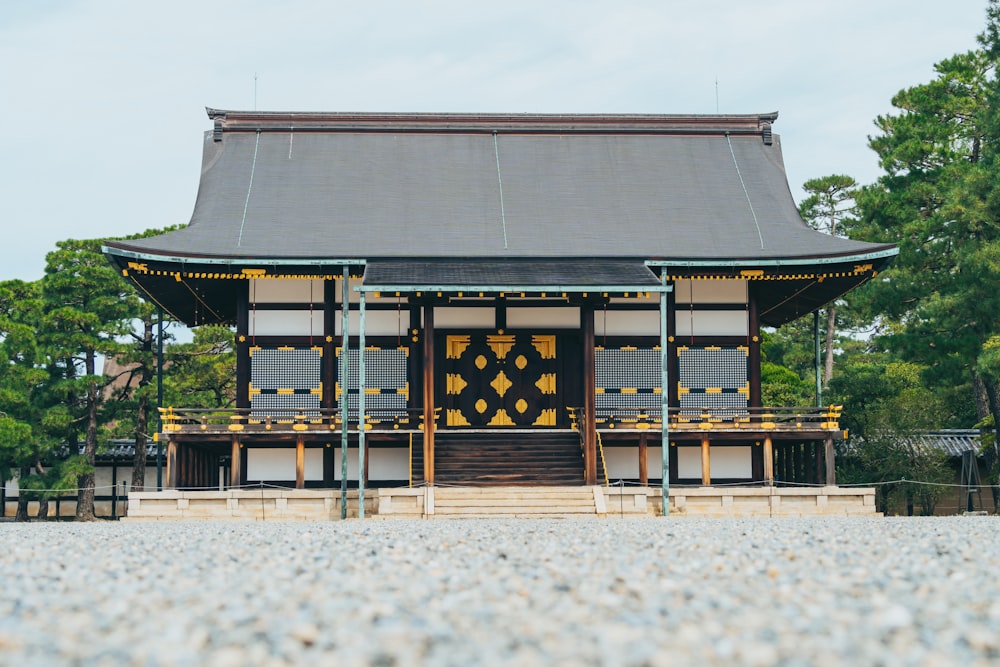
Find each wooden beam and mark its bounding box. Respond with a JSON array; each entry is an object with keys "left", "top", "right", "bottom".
[
  {"left": 582, "top": 305, "right": 597, "bottom": 486},
  {"left": 700, "top": 435, "right": 711, "bottom": 486},
  {"left": 295, "top": 436, "right": 305, "bottom": 489},
  {"left": 423, "top": 305, "right": 435, "bottom": 486},
  {"left": 763, "top": 436, "right": 774, "bottom": 486}
]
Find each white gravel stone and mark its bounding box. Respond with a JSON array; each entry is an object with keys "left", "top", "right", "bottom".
[{"left": 1, "top": 517, "right": 999, "bottom": 665}]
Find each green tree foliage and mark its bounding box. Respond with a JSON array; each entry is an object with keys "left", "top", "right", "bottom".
[
  {"left": 40, "top": 238, "right": 144, "bottom": 520},
  {"left": 855, "top": 45, "right": 997, "bottom": 436},
  {"left": 164, "top": 325, "right": 236, "bottom": 410},
  {"left": 831, "top": 359, "right": 953, "bottom": 514}
]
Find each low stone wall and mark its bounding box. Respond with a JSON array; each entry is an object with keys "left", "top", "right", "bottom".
[
  {"left": 123, "top": 489, "right": 375, "bottom": 521},
  {"left": 123, "top": 485, "right": 878, "bottom": 520}
]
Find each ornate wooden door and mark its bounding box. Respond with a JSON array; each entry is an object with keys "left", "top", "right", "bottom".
[{"left": 444, "top": 333, "right": 559, "bottom": 427}]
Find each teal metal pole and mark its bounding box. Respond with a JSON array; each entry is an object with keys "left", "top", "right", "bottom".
[
  {"left": 358, "top": 291, "right": 367, "bottom": 519},
  {"left": 340, "top": 267, "right": 350, "bottom": 519},
  {"left": 660, "top": 272, "right": 670, "bottom": 516},
  {"left": 814, "top": 310, "right": 822, "bottom": 408}
]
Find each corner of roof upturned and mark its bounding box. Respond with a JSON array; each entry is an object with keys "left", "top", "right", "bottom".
[
  {"left": 207, "top": 108, "right": 227, "bottom": 142},
  {"left": 759, "top": 112, "right": 778, "bottom": 145}
]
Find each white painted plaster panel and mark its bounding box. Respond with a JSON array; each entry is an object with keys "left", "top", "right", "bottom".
[
  {"left": 674, "top": 279, "right": 748, "bottom": 304},
  {"left": 247, "top": 448, "right": 295, "bottom": 480},
  {"left": 506, "top": 307, "right": 580, "bottom": 329},
  {"left": 596, "top": 310, "right": 661, "bottom": 337},
  {"left": 434, "top": 307, "right": 496, "bottom": 329},
  {"left": 250, "top": 310, "right": 324, "bottom": 337},
  {"left": 604, "top": 447, "right": 640, "bottom": 479},
  {"left": 246, "top": 448, "right": 323, "bottom": 481},
  {"left": 333, "top": 449, "right": 360, "bottom": 481},
  {"left": 674, "top": 310, "right": 748, "bottom": 337},
  {"left": 250, "top": 279, "right": 325, "bottom": 304},
  {"left": 710, "top": 446, "right": 753, "bottom": 479},
  {"left": 677, "top": 447, "right": 702, "bottom": 479},
  {"left": 647, "top": 447, "right": 664, "bottom": 479},
  {"left": 334, "top": 310, "right": 409, "bottom": 336},
  {"left": 370, "top": 449, "right": 409, "bottom": 480}
]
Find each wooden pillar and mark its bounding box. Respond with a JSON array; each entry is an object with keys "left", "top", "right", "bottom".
[
  {"left": 748, "top": 288, "right": 762, "bottom": 410},
  {"left": 166, "top": 438, "right": 178, "bottom": 489},
  {"left": 824, "top": 435, "right": 836, "bottom": 485},
  {"left": 230, "top": 437, "right": 241, "bottom": 489},
  {"left": 323, "top": 280, "right": 337, "bottom": 411},
  {"left": 423, "top": 305, "right": 436, "bottom": 486},
  {"left": 700, "top": 435, "right": 711, "bottom": 486},
  {"left": 638, "top": 433, "right": 648, "bottom": 486},
  {"left": 295, "top": 436, "right": 305, "bottom": 489},
  {"left": 235, "top": 289, "right": 250, "bottom": 410},
  {"left": 763, "top": 436, "right": 774, "bottom": 486}
]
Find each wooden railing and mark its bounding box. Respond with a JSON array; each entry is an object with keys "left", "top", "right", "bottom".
[
  {"left": 568, "top": 405, "right": 843, "bottom": 433},
  {"left": 158, "top": 407, "right": 440, "bottom": 434}
]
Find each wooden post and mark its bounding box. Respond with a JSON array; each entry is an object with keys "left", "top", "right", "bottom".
[
  {"left": 423, "top": 305, "right": 436, "bottom": 486},
  {"left": 700, "top": 435, "right": 711, "bottom": 486},
  {"left": 582, "top": 305, "right": 597, "bottom": 486},
  {"left": 166, "top": 438, "right": 178, "bottom": 489},
  {"left": 824, "top": 435, "right": 836, "bottom": 485},
  {"left": 638, "top": 433, "right": 648, "bottom": 486},
  {"left": 230, "top": 437, "right": 241, "bottom": 489},
  {"left": 763, "top": 436, "right": 774, "bottom": 486},
  {"left": 295, "top": 436, "right": 305, "bottom": 489}
]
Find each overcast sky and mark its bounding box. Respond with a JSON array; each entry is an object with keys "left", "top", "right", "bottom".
[{"left": 0, "top": 1, "right": 990, "bottom": 282}]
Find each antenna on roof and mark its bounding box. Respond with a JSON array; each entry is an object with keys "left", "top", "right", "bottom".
[
  {"left": 715, "top": 77, "right": 719, "bottom": 113},
  {"left": 253, "top": 72, "right": 259, "bottom": 110}
]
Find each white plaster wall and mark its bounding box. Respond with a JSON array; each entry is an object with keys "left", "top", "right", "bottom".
[
  {"left": 676, "top": 446, "right": 753, "bottom": 479},
  {"left": 247, "top": 448, "right": 323, "bottom": 481},
  {"left": 647, "top": 447, "right": 664, "bottom": 479},
  {"left": 250, "top": 279, "right": 325, "bottom": 303},
  {"left": 596, "top": 310, "right": 661, "bottom": 336},
  {"left": 434, "top": 307, "right": 496, "bottom": 329},
  {"left": 675, "top": 310, "right": 748, "bottom": 337},
  {"left": 674, "top": 280, "right": 747, "bottom": 304},
  {"left": 506, "top": 307, "right": 580, "bottom": 329},
  {"left": 369, "top": 449, "right": 409, "bottom": 480},
  {"left": 604, "top": 447, "right": 639, "bottom": 479},
  {"left": 333, "top": 448, "right": 360, "bottom": 481},
  {"left": 250, "top": 310, "right": 324, "bottom": 336},
  {"left": 334, "top": 310, "right": 410, "bottom": 336}
]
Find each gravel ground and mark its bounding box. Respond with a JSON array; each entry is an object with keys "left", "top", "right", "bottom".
[{"left": 1, "top": 517, "right": 999, "bottom": 666}]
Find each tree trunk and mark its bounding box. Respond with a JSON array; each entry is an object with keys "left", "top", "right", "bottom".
[
  {"left": 76, "top": 353, "right": 100, "bottom": 521},
  {"left": 823, "top": 306, "right": 836, "bottom": 387},
  {"left": 15, "top": 466, "right": 30, "bottom": 521},
  {"left": 36, "top": 498, "right": 49, "bottom": 520},
  {"left": 132, "top": 316, "right": 155, "bottom": 492}
]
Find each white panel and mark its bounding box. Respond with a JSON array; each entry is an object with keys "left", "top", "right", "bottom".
[
  {"left": 675, "top": 310, "right": 748, "bottom": 337},
  {"left": 647, "top": 447, "right": 663, "bottom": 479},
  {"left": 250, "top": 279, "right": 324, "bottom": 304},
  {"left": 370, "top": 449, "right": 409, "bottom": 480},
  {"left": 304, "top": 449, "right": 324, "bottom": 481},
  {"left": 333, "top": 449, "right": 360, "bottom": 481},
  {"left": 710, "top": 446, "right": 752, "bottom": 479},
  {"left": 506, "top": 307, "right": 580, "bottom": 328},
  {"left": 334, "top": 310, "right": 408, "bottom": 336},
  {"left": 247, "top": 448, "right": 295, "bottom": 481},
  {"left": 434, "top": 307, "right": 496, "bottom": 328},
  {"left": 604, "top": 447, "right": 640, "bottom": 479},
  {"left": 677, "top": 446, "right": 702, "bottom": 479},
  {"left": 674, "top": 279, "right": 748, "bottom": 304},
  {"left": 250, "top": 310, "right": 324, "bottom": 336},
  {"left": 597, "top": 310, "right": 661, "bottom": 336}
]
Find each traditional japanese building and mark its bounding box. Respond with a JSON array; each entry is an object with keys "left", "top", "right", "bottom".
[{"left": 103, "top": 109, "right": 896, "bottom": 516}]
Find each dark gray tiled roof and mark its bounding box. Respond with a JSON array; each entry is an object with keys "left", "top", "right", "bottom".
[
  {"left": 363, "top": 260, "right": 662, "bottom": 288},
  {"left": 107, "top": 111, "right": 894, "bottom": 264}
]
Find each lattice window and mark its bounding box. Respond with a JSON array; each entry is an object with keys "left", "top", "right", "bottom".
[
  {"left": 677, "top": 346, "right": 748, "bottom": 417},
  {"left": 337, "top": 347, "right": 409, "bottom": 421},
  {"left": 595, "top": 347, "right": 661, "bottom": 416},
  {"left": 249, "top": 347, "right": 322, "bottom": 419}
]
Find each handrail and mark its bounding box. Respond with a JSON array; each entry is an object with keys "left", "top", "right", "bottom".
[
  {"left": 596, "top": 430, "right": 610, "bottom": 487},
  {"left": 565, "top": 405, "right": 843, "bottom": 432},
  {"left": 158, "top": 406, "right": 441, "bottom": 433}
]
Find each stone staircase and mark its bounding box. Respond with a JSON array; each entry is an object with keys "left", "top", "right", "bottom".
[
  {"left": 420, "top": 431, "right": 584, "bottom": 486},
  {"left": 430, "top": 486, "right": 601, "bottom": 518}
]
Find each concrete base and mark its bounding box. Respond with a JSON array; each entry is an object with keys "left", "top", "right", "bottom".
[{"left": 123, "top": 485, "right": 878, "bottom": 520}]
